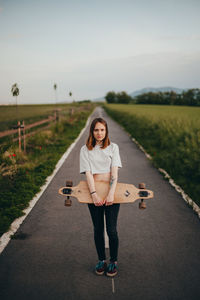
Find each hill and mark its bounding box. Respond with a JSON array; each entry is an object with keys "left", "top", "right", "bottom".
[
  {"left": 93, "top": 87, "right": 187, "bottom": 102},
  {"left": 130, "top": 87, "right": 186, "bottom": 98}
]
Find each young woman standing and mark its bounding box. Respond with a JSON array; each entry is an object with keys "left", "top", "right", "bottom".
[{"left": 80, "top": 117, "right": 122, "bottom": 277}]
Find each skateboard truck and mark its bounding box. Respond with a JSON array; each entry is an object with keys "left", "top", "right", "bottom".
[
  {"left": 64, "top": 180, "right": 73, "bottom": 206},
  {"left": 139, "top": 183, "right": 146, "bottom": 209}
]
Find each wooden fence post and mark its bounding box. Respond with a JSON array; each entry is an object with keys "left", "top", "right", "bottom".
[
  {"left": 18, "top": 121, "right": 21, "bottom": 152},
  {"left": 70, "top": 108, "right": 74, "bottom": 116},
  {"left": 23, "top": 121, "right": 26, "bottom": 154},
  {"left": 54, "top": 111, "right": 57, "bottom": 123}
]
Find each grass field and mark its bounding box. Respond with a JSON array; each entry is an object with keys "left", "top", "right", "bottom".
[
  {"left": 0, "top": 103, "right": 80, "bottom": 131},
  {"left": 0, "top": 103, "right": 95, "bottom": 236},
  {"left": 104, "top": 104, "right": 200, "bottom": 207}
]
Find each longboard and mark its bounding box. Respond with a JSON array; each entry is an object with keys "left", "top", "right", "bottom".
[{"left": 58, "top": 180, "right": 154, "bottom": 209}]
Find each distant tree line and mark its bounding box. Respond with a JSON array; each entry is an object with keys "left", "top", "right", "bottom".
[
  {"left": 105, "top": 89, "right": 200, "bottom": 106},
  {"left": 105, "top": 91, "right": 133, "bottom": 104}
]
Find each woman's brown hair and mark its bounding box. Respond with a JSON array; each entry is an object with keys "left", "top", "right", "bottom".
[{"left": 86, "top": 118, "right": 110, "bottom": 150}]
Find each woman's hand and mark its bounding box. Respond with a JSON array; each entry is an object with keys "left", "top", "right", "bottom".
[
  {"left": 105, "top": 192, "right": 114, "bottom": 206},
  {"left": 92, "top": 193, "right": 104, "bottom": 206}
]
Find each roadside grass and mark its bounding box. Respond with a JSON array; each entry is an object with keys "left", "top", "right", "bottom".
[
  {"left": 0, "top": 103, "right": 95, "bottom": 236},
  {"left": 104, "top": 104, "right": 200, "bottom": 207}
]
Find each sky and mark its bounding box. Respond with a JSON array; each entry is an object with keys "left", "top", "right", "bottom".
[{"left": 0, "top": 0, "right": 200, "bottom": 104}]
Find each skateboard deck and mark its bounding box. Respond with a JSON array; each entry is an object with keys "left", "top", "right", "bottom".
[{"left": 58, "top": 180, "right": 154, "bottom": 208}]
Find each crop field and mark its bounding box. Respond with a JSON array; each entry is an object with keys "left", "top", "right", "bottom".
[
  {"left": 0, "top": 103, "right": 79, "bottom": 131},
  {"left": 104, "top": 104, "right": 200, "bottom": 207},
  {"left": 0, "top": 103, "right": 95, "bottom": 236}
]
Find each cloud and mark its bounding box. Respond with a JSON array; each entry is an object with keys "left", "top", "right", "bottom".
[{"left": 0, "top": 7, "right": 3, "bottom": 12}]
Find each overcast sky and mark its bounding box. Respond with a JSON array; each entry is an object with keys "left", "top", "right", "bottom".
[{"left": 0, "top": 0, "right": 200, "bottom": 104}]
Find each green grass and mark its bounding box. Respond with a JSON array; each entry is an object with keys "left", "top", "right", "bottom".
[
  {"left": 104, "top": 104, "right": 200, "bottom": 207},
  {"left": 0, "top": 103, "right": 95, "bottom": 236},
  {"left": 0, "top": 103, "right": 81, "bottom": 131}
]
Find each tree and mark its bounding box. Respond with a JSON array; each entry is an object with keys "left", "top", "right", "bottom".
[
  {"left": 105, "top": 91, "right": 117, "bottom": 103},
  {"left": 169, "top": 91, "right": 177, "bottom": 105},
  {"left": 54, "top": 83, "right": 57, "bottom": 105},
  {"left": 69, "top": 91, "right": 73, "bottom": 102},
  {"left": 11, "top": 83, "right": 19, "bottom": 117},
  {"left": 193, "top": 89, "right": 200, "bottom": 106},
  {"left": 117, "top": 91, "right": 132, "bottom": 104},
  {"left": 105, "top": 91, "right": 132, "bottom": 104},
  {"left": 133, "top": 89, "right": 200, "bottom": 106},
  {"left": 182, "top": 89, "right": 199, "bottom": 106}
]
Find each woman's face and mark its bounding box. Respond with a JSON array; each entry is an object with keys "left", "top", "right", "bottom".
[{"left": 93, "top": 122, "right": 106, "bottom": 143}]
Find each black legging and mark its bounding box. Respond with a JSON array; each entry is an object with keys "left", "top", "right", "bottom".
[{"left": 88, "top": 204, "right": 120, "bottom": 262}]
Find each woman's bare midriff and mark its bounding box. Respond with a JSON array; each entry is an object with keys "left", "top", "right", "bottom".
[{"left": 93, "top": 172, "right": 111, "bottom": 182}]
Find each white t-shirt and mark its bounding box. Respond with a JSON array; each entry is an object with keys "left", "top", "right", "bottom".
[{"left": 80, "top": 142, "right": 122, "bottom": 174}]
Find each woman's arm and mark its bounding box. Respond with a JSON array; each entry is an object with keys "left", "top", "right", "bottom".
[
  {"left": 105, "top": 166, "right": 118, "bottom": 206},
  {"left": 86, "top": 171, "right": 104, "bottom": 206},
  {"left": 85, "top": 171, "right": 96, "bottom": 194}
]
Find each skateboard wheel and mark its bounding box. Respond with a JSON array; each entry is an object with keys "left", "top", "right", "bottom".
[
  {"left": 139, "top": 183, "right": 146, "bottom": 189},
  {"left": 139, "top": 201, "right": 146, "bottom": 209},
  {"left": 66, "top": 180, "right": 73, "bottom": 187},
  {"left": 65, "top": 198, "right": 72, "bottom": 206}
]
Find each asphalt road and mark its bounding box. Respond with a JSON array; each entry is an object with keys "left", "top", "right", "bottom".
[{"left": 0, "top": 107, "right": 200, "bottom": 300}]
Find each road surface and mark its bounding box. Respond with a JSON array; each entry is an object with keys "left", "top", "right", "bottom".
[{"left": 0, "top": 107, "right": 200, "bottom": 300}]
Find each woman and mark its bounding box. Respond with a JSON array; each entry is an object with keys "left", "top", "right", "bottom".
[{"left": 80, "top": 117, "right": 122, "bottom": 277}]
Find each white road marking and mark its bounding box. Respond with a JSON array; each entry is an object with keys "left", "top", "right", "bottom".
[
  {"left": 97, "top": 107, "right": 109, "bottom": 248},
  {"left": 158, "top": 167, "right": 200, "bottom": 217},
  {"left": 112, "top": 278, "right": 115, "bottom": 293},
  {"left": 0, "top": 108, "right": 97, "bottom": 255},
  {"left": 104, "top": 215, "right": 109, "bottom": 249},
  {"left": 98, "top": 107, "right": 103, "bottom": 118},
  {"left": 131, "top": 137, "right": 200, "bottom": 218}
]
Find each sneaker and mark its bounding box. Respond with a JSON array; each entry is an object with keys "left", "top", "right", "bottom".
[
  {"left": 106, "top": 261, "right": 118, "bottom": 277},
  {"left": 95, "top": 261, "right": 107, "bottom": 275}
]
